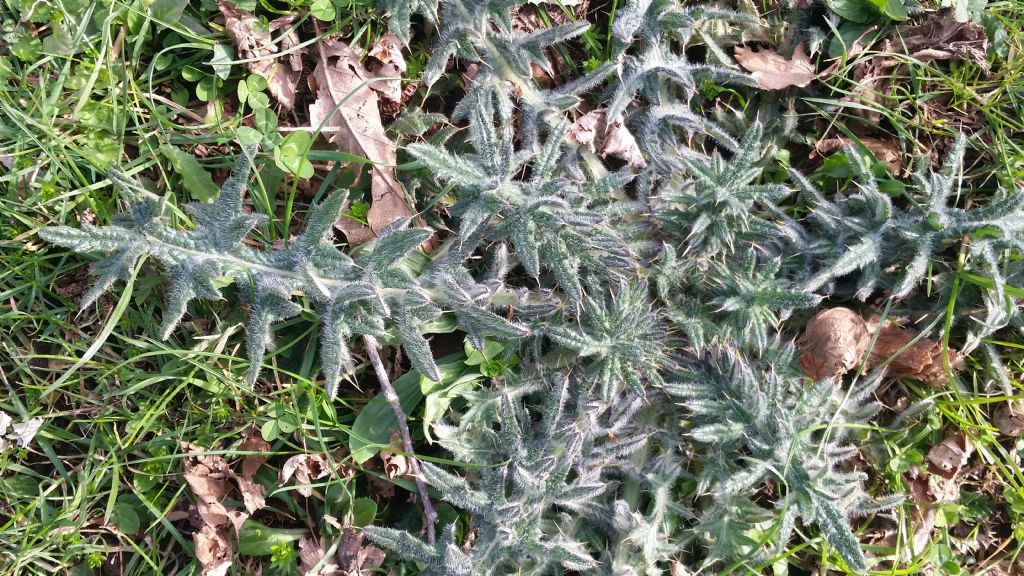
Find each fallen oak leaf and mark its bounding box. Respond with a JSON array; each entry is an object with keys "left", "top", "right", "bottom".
[
  {"left": 864, "top": 316, "right": 966, "bottom": 386},
  {"left": 381, "top": 431, "right": 413, "bottom": 480},
  {"left": 366, "top": 32, "right": 407, "bottom": 106},
  {"left": 335, "top": 528, "right": 387, "bottom": 575},
  {"left": 234, "top": 428, "right": 270, "bottom": 513},
  {"left": 993, "top": 400, "right": 1024, "bottom": 436},
  {"left": 218, "top": 1, "right": 304, "bottom": 109},
  {"left": 180, "top": 442, "right": 250, "bottom": 576},
  {"left": 299, "top": 536, "right": 343, "bottom": 576},
  {"left": 238, "top": 427, "right": 271, "bottom": 479},
  {"left": 194, "top": 524, "right": 233, "bottom": 576},
  {"left": 883, "top": 10, "right": 989, "bottom": 70},
  {"left": 11, "top": 416, "right": 44, "bottom": 448},
  {"left": 181, "top": 442, "right": 233, "bottom": 528},
  {"left": 797, "top": 308, "right": 966, "bottom": 385},
  {"left": 736, "top": 33, "right": 874, "bottom": 91}
]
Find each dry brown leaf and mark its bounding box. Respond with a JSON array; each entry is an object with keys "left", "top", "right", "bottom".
[
  {"left": 734, "top": 43, "right": 816, "bottom": 90},
  {"left": 797, "top": 307, "right": 870, "bottom": 380},
  {"left": 841, "top": 12, "right": 988, "bottom": 126},
  {"left": 366, "top": 32, "right": 407, "bottom": 106},
  {"left": 239, "top": 428, "right": 271, "bottom": 478},
  {"left": 367, "top": 472, "right": 396, "bottom": 500},
  {"left": 994, "top": 400, "right": 1024, "bottom": 436},
  {"left": 798, "top": 309, "right": 966, "bottom": 385},
  {"left": 194, "top": 524, "right": 233, "bottom": 576},
  {"left": 299, "top": 536, "right": 343, "bottom": 576},
  {"left": 381, "top": 431, "right": 413, "bottom": 480},
  {"left": 926, "top": 431, "right": 974, "bottom": 479},
  {"left": 814, "top": 137, "right": 903, "bottom": 175},
  {"left": 566, "top": 109, "right": 646, "bottom": 169},
  {"left": 865, "top": 317, "right": 965, "bottom": 387},
  {"left": 335, "top": 528, "right": 387, "bottom": 575},
  {"left": 181, "top": 442, "right": 249, "bottom": 576},
  {"left": 299, "top": 530, "right": 387, "bottom": 576},
  {"left": 234, "top": 429, "right": 270, "bottom": 513},
  {"left": 278, "top": 454, "right": 331, "bottom": 497},
  {"left": 906, "top": 474, "right": 935, "bottom": 558},
  {"left": 181, "top": 442, "right": 233, "bottom": 528},
  {"left": 884, "top": 10, "right": 989, "bottom": 69},
  {"left": 218, "top": 1, "right": 303, "bottom": 109},
  {"left": 308, "top": 34, "right": 412, "bottom": 244}
]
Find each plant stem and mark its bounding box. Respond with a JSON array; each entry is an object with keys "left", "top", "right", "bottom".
[{"left": 362, "top": 334, "right": 438, "bottom": 544}]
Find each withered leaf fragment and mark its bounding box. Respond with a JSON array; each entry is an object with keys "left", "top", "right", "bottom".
[
  {"left": 566, "top": 109, "right": 646, "bottom": 169},
  {"left": 235, "top": 428, "right": 270, "bottom": 513},
  {"left": 278, "top": 453, "right": 332, "bottom": 497},
  {"left": 797, "top": 307, "right": 870, "bottom": 380},
  {"left": 181, "top": 442, "right": 246, "bottom": 576},
  {"left": 864, "top": 316, "right": 965, "bottom": 387},
  {"left": 798, "top": 308, "right": 965, "bottom": 385},
  {"left": 366, "top": 32, "right": 408, "bottom": 106},
  {"left": 926, "top": 432, "right": 973, "bottom": 479},
  {"left": 734, "top": 43, "right": 816, "bottom": 90},
  {"left": 994, "top": 400, "right": 1024, "bottom": 437},
  {"left": 300, "top": 529, "right": 386, "bottom": 576},
  {"left": 308, "top": 35, "right": 411, "bottom": 243},
  {"left": 814, "top": 137, "right": 903, "bottom": 176},
  {"left": 381, "top": 431, "right": 413, "bottom": 480},
  {"left": 218, "top": 1, "right": 303, "bottom": 109}
]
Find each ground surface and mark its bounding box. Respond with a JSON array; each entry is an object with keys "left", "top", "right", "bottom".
[{"left": 3, "top": 0, "right": 1024, "bottom": 575}]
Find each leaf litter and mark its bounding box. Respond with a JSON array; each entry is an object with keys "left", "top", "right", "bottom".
[
  {"left": 307, "top": 30, "right": 415, "bottom": 245},
  {"left": 733, "top": 43, "right": 817, "bottom": 90},
  {"left": 566, "top": 109, "right": 647, "bottom": 169},
  {"left": 798, "top": 307, "right": 965, "bottom": 385},
  {"left": 298, "top": 529, "right": 386, "bottom": 576},
  {"left": 0, "top": 412, "right": 44, "bottom": 451},
  {"left": 180, "top": 433, "right": 272, "bottom": 575},
  {"left": 218, "top": 1, "right": 304, "bottom": 109}
]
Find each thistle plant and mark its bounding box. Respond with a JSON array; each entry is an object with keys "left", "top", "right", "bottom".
[
  {"left": 36, "top": 0, "right": 1024, "bottom": 571},
  {"left": 40, "top": 149, "right": 528, "bottom": 398}
]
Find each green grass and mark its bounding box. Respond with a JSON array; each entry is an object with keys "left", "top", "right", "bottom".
[{"left": 5, "top": 0, "right": 1024, "bottom": 574}]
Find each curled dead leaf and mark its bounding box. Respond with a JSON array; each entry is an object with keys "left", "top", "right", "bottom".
[
  {"left": 218, "top": 1, "right": 303, "bottom": 109},
  {"left": 194, "top": 524, "right": 233, "bottom": 576},
  {"left": 367, "top": 32, "right": 408, "bottom": 106},
  {"left": 299, "top": 536, "right": 342, "bottom": 576},
  {"left": 798, "top": 308, "right": 966, "bottom": 386},
  {"left": 926, "top": 431, "right": 973, "bottom": 479},
  {"left": 841, "top": 12, "right": 988, "bottom": 126},
  {"left": 566, "top": 109, "right": 646, "bottom": 169},
  {"left": 181, "top": 442, "right": 250, "bottom": 576},
  {"left": 865, "top": 316, "right": 966, "bottom": 387},
  {"left": 278, "top": 454, "right": 335, "bottom": 497},
  {"left": 734, "top": 43, "right": 816, "bottom": 90},
  {"left": 335, "top": 528, "right": 387, "bottom": 575},
  {"left": 994, "top": 400, "right": 1024, "bottom": 437},
  {"left": 797, "top": 307, "right": 870, "bottom": 380},
  {"left": 381, "top": 432, "right": 414, "bottom": 480},
  {"left": 235, "top": 429, "right": 270, "bottom": 513},
  {"left": 884, "top": 10, "right": 989, "bottom": 70},
  {"left": 181, "top": 442, "right": 233, "bottom": 528}
]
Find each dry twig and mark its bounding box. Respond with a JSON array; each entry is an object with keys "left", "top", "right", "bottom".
[{"left": 362, "top": 335, "right": 438, "bottom": 544}]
